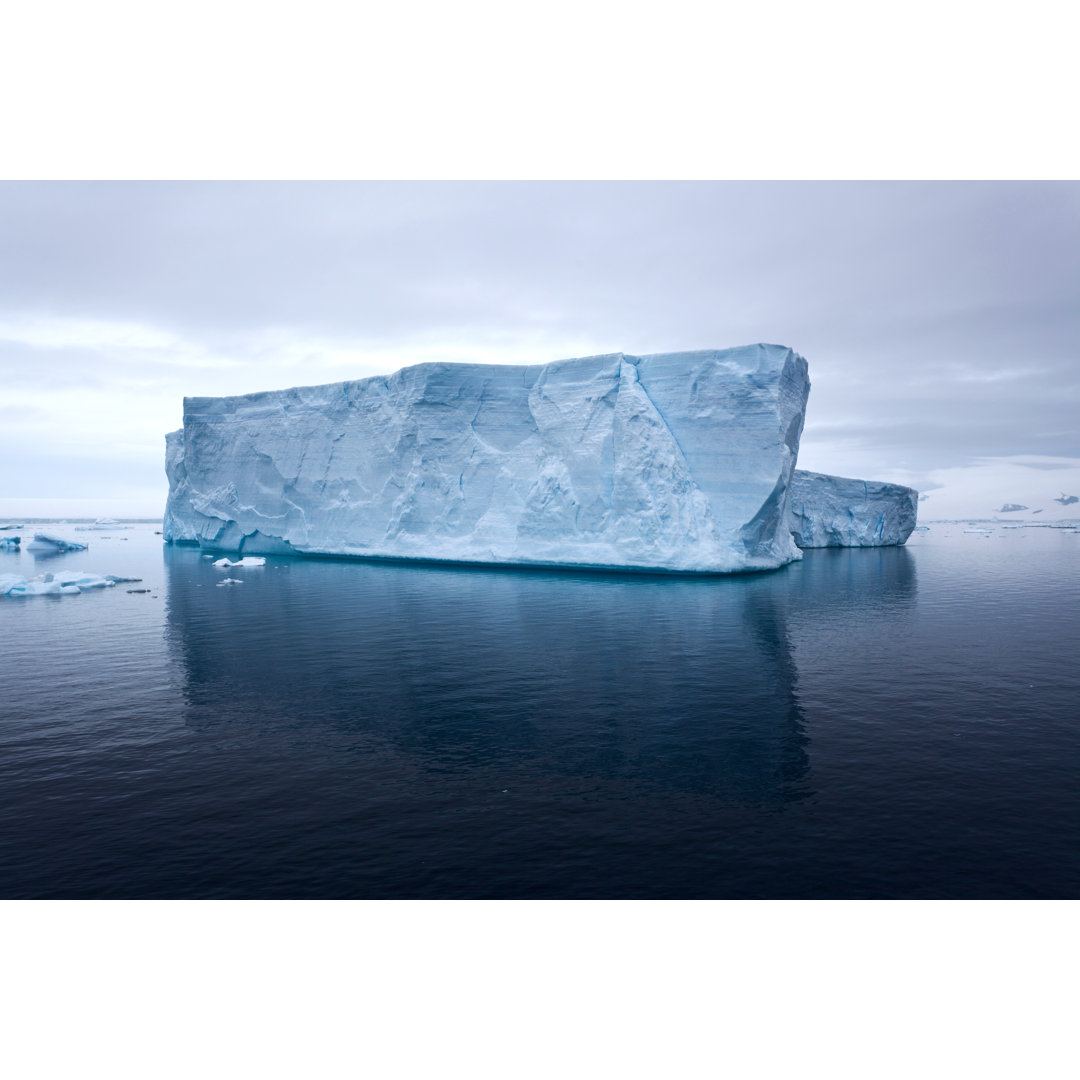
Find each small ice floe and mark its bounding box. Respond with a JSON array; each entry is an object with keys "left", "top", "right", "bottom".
[
  {"left": 0, "top": 569, "right": 118, "bottom": 598},
  {"left": 963, "top": 528, "right": 993, "bottom": 534},
  {"left": 0, "top": 523, "right": 24, "bottom": 530},
  {"left": 27, "top": 532, "right": 89, "bottom": 553},
  {"left": 216, "top": 577, "right": 244, "bottom": 586},
  {"left": 212, "top": 556, "right": 266, "bottom": 568},
  {"left": 0, "top": 536, "right": 20, "bottom": 549}
]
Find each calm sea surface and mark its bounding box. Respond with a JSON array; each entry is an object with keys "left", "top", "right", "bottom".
[{"left": 1, "top": 522, "right": 1077, "bottom": 898}]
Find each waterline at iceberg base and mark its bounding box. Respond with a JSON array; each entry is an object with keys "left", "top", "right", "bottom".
[{"left": 163, "top": 345, "right": 917, "bottom": 574}]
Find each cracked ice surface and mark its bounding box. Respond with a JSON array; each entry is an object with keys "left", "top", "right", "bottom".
[
  {"left": 164, "top": 345, "right": 810, "bottom": 573},
  {"left": 788, "top": 470, "right": 918, "bottom": 548}
]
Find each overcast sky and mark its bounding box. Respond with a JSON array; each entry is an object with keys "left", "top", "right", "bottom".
[{"left": 1, "top": 180, "right": 1078, "bottom": 519}]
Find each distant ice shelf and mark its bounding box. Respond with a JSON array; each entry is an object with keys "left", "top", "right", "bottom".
[
  {"left": 164, "top": 345, "right": 918, "bottom": 574},
  {"left": 74, "top": 518, "right": 133, "bottom": 531}
]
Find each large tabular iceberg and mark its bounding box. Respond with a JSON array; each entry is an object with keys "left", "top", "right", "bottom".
[
  {"left": 165, "top": 345, "right": 811, "bottom": 573},
  {"left": 789, "top": 470, "right": 918, "bottom": 548}
]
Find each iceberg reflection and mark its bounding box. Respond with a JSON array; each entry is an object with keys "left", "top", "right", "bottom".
[
  {"left": 165, "top": 550, "right": 819, "bottom": 806},
  {"left": 163, "top": 547, "right": 915, "bottom": 810}
]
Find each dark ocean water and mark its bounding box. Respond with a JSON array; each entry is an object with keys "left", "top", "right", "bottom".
[{"left": 1, "top": 522, "right": 1078, "bottom": 898}]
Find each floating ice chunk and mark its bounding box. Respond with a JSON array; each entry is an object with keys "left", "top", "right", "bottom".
[
  {"left": 37, "top": 570, "right": 117, "bottom": 589},
  {"left": 0, "top": 573, "right": 25, "bottom": 595},
  {"left": 27, "top": 532, "right": 88, "bottom": 553},
  {"left": 23, "top": 579, "right": 63, "bottom": 595},
  {"left": 0, "top": 536, "right": 19, "bottom": 549},
  {"left": 216, "top": 577, "right": 243, "bottom": 586},
  {"left": 1, "top": 569, "right": 119, "bottom": 598},
  {"left": 213, "top": 556, "right": 266, "bottom": 568}
]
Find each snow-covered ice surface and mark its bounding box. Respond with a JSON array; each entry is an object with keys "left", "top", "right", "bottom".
[
  {"left": 789, "top": 470, "right": 918, "bottom": 548},
  {"left": 165, "top": 345, "right": 812, "bottom": 574}
]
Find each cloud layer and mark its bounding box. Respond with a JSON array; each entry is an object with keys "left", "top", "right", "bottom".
[{"left": 1, "top": 182, "right": 1077, "bottom": 517}]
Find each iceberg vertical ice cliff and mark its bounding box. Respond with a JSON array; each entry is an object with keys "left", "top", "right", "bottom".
[
  {"left": 164, "top": 345, "right": 811, "bottom": 573},
  {"left": 788, "top": 470, "right": 918, "bottom": 548}
]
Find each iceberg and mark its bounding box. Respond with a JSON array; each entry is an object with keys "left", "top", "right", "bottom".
[
  {"left": 788, "top": 470, "right": 918, "bottom": 548},
  {"left": 26, "top": 533, "right": 89, "bottom": 553},
  {"left": 165, "top": 345, "right": 812, "bottom": 574}
]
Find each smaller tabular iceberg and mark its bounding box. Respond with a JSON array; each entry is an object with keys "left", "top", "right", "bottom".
[{"left": 788, "top": 470, "right": 917, "bottom": 548}]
